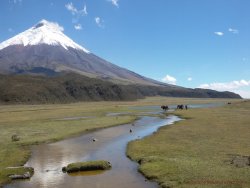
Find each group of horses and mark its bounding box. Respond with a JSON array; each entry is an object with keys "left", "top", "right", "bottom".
[{"left": 161, "top": 104, "right": 188, "bottom": 111}]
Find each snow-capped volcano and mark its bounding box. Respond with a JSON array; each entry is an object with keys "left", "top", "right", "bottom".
[
  {"left": 0, "top": 19, "right": 167, "bottom": 86},
  {"left": 0, "top": 20, "right": 89, "bottom": 53}
]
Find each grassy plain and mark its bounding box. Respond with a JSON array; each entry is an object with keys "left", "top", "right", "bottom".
[
  {"left": 0, "top": 97, "right": 240, "bottom": 186},
  {"left": 127, "top": 99, "right": 250, "bottom": 188}
]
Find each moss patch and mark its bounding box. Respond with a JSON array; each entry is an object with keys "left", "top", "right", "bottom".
[{"left": 62, "top": 160, "right": 111, "bottom": 173}]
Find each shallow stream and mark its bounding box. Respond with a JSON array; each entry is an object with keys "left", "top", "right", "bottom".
[{"left": 5, "top": 114, "right": 180, "bottom": 188}]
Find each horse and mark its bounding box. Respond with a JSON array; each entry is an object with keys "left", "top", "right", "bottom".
[
  {"left": 161, "top": 105, "right": 169, "bottom": 111},
  {"left": 177, "top": 104, "right": 184, "bottom": 110}
]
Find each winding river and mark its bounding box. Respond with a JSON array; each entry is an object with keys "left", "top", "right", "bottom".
[{"left": 5, "top": 114, "right": 180, "bottom": 188}]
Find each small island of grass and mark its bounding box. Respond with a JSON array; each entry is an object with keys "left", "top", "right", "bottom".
[{"left": 62, "top": 160, "right": 112, "bottom": 173}]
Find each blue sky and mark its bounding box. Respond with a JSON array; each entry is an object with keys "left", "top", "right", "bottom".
[{"left": 1, "top": 0, "right": 250, "bottom": 98}]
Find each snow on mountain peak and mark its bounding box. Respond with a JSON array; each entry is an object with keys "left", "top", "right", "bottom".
[
  {"left": 33, "top": 19, "right": 64, "bottom": 31},
  {"left": 0, "top": 19, "right": 90, "bottom": 53}
]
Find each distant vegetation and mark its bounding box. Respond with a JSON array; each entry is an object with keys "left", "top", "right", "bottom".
[{"left": 0, "top": 73, "right": 241, "bottom": 104}]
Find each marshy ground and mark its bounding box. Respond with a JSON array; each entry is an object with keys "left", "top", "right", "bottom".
[
  {"left": 0, "top": 97, "right": 246, "bottom": 187},
  {"left": 127, "top": 99, "right": 250, "bottom": 188}
]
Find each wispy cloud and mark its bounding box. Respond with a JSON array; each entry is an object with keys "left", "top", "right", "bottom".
[
  {"left": 65, "top": 2, "right": 87, "bottom": 29},
  {"left": 65, "top": 2, "right": 87, "bottom": 16},
  {"left": 233, "top": 90, "right": 250, "bottom": 99},
  {"left": 83, "top": 4, "right": 88, "bottom": 15},
  {"left": 95, "top": 17, "right": 104, "bottom": 28},
  {"left": 65, "top": 2, "right": 78, "bottom": 15},
  {"left": 161, "top": 75, "right": 177, "bottom": 85},
  {"left": 187, "top": 77, "right": 192, "bottom": 81},
  {"left": 198, "top": 80, "right": 250, "bottom": 98},
  {"left": 199, "top": 80, "right": 250, "bottom": 91},
  {"left": 199, "top": 80, "right": 250, "bottom": 98},
  {"left": 214, "top": 31, "right": 224, "bottom": 36},
  {"left": 108, "top": 0, "right": 119, "bottom": 7},
  {"left": 74, "top": 24, "right": 82, "bottom": 30},
  {"left": 228, "top": 28, "right": 239, "bottom": 34}
]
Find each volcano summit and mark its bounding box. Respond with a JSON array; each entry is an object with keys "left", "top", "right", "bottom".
[{"left": 0, "top": 20, "right": 164, "bottom": 86}]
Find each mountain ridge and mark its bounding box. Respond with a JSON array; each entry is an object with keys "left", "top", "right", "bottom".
[{"left": 0, "top": 73, "right": 241, "bottom": 104}]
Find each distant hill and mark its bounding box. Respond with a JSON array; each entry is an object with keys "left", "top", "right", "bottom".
[{"left": 0, "top": 74, "right": 241, "bottom": 104}]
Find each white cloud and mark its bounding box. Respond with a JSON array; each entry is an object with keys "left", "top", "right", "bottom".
[
  {"left": 187, "top": 77, "right": 192, "bottom": 81},
  {"left": 199, "top": 80, "right": 250, "bottom": 90},
  {"left": 65, "top": 2, "right": 87, "bottom": 28},
  {"left": 65, "top": 2, "right": 87, "bottom": 16},
  {"left": 228, "top": 28, "right": 239, "bottom": 34},
  {"left": 83, "top": 4, "right": 88, "bottom": 15},
  {"left": 233, "top": 90, "right": 250, "bottom": 99},
  {"left": 95, "top": 17, "right": 104, "bottom": 28},
  {"left": 74, "top": 24, "right": 82, "bottom": 30},
  {"left": 108, "top": 0, "right": 119, "bottom": 7},
  {"left": 198, "top": 80, "right": 250, "bottom": 98},
  {"left": 65, "top": 2, "right": 78, "bottom": 15},
  {"left": 214, "top": 32, "right": 224, "bottom": 36},
  {"left": 162, "top": 75, "right": 177, "bottom": 85}
]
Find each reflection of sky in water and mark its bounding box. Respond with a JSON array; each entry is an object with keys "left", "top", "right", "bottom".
[
  {"left": 129, "top": 103, "right": 225, "bottom": 111},
  {"left": 5, "top": 115, "right": 180, "bottom": 188},
  {"left": 55, "top": 116, "right": 94, "bottom": 120}
]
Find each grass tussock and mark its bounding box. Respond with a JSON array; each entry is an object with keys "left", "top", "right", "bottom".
[
  {"left": 63, "top": 160, "right": 111, "bottom": 173},
  {"left": 127, "top": 100, "right": 250, "bottom": 188}
]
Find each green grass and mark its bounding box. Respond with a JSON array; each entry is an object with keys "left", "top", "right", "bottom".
[
  {"left": 63, "top": 160, "right": 111, "bottom": 173},
  {"left": 0, "top": 97, "right": 241, "bottom": 187},
  {"left": 127, "top": 100, "right": 250, "bottom": 188}
]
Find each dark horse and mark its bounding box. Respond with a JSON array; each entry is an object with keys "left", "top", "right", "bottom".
[
  {"left": 176, "top": 104, "right": 184, "bottom": 110},
  {"left": 161, "top": 105, "right": 169, "bottom": 111}
]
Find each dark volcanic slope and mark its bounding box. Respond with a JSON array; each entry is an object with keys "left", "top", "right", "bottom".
[
  {"left": 0, "top": 44, "right": 166, "bottom": 86},
  {"left": 0, "top": 74, "right": 241, "bottom": 104}
]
